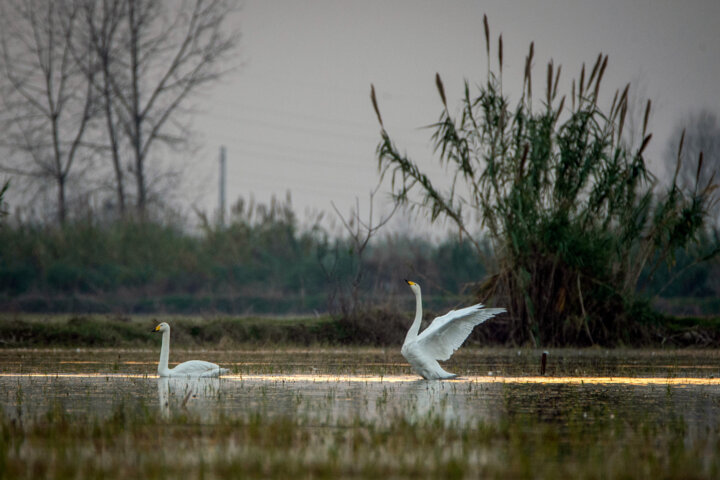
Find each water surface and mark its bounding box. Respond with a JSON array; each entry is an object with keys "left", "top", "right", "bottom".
[{"left": 1, "top": 348, "right": 719, "bottom": 441}]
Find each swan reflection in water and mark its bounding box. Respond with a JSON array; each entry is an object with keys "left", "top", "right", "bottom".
[
  {"left": 155, "top": 374, "right": 487, "bottom": 425},
  {"left": 376, "top": 379, "right": 474, "bottom": 426},
  {"left": 157, "top": 376, "right": 224, "bottom": 418}
]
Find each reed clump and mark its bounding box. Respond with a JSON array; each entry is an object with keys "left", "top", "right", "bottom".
[{"left": 371, "top": 15, "right": 719, "bottom": 347}]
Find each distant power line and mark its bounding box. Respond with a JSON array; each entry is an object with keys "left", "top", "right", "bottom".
[
  {"left": 200, "top": 108, "right": 432, "bottom": 149},
  {"left": 204, "top": 70, "right": 433, "bottom": 104},
  {"left": 202, "top": 129, "right": 376, "bottom": 169},
  {"left": 201, "top": 96, "right": 376, "bottom": 130},
  {"left": 222, "top": 162, "right": 377, "bottom": 200},
  {"left": 227, "top": 146, "right": 370, "bottom": 172}
]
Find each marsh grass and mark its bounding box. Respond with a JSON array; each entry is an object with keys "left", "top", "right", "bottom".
[
  {"left": 0, "top": 384, "right": 718, "bottom": 479},
  {"left": 2, "top": 348, "right": 720, "bottom": 478}
]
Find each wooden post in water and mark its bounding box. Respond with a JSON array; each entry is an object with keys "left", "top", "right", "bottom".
[{"left": 541, "top": 350, "right": 548, "bottom": 375}]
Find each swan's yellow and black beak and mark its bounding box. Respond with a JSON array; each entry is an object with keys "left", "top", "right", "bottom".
[
  {"left": 404, "top": 279, "right": 416, "bottom": 286},
  {"left": 152, "top": 324, "right": 161, "bottom": 333}
]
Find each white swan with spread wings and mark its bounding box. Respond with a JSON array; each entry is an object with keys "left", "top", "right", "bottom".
[{"left": 401, "top": 280, "right": 505, "bottom": 380}]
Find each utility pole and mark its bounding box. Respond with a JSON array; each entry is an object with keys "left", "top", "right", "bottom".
[{"left": 219, "top": 145, "right": 226, "bottom": 227}]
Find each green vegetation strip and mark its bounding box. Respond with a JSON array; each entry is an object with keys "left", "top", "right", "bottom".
[
  {"left": 0, "top": 314, "right": 337, "bottom": 348},
  {"left": 3, "top": 313, "right": 720, "bottom": 349},
  {"left": 1, "top": 397, "right": 717, "bottom": 479}
]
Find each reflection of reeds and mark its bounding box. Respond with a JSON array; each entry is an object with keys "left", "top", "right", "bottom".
[
  {"left": 4, "top": 346, "right": 720, "bottom": 480},
  {"left": 1, "top": 375, "right": 717, "bottom": 479}
]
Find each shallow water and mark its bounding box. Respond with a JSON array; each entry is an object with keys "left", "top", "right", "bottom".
[
  {"left": 1, "top": 347, "right": 720, "bottom": 441},
  {"left": 2, "top": 346, "right": 720, "bottom": 377}
]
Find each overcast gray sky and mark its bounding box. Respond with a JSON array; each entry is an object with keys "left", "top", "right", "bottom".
[{"left": 192, "top": 0, "right": 720, "bottom": 234}]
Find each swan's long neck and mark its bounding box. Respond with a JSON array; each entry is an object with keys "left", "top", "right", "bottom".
[
  {"left": 158, "top": 330, "right": 170, "bottom": 375},
  {"left": 404, "top": 288, "right": 423, "bottom": 344}
]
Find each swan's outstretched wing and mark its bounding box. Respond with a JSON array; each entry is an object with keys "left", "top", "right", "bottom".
[{"left": 417, "top": 304, "right": 505, "bottom": 361}]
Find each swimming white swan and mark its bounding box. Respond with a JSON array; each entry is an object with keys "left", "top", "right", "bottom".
[
  {"left": 152, "top": 322, "right": 229, "bottom": 377},
  {"left": 401, "top": 280, "right": 505, "bottom": 380}
]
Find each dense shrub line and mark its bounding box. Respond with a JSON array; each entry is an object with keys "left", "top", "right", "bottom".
[
  {"left": 0, "top": 202, "right": 487, "bottom": 315},
  {"left": 2, "top": 313, "right": 720, "bottom": 348}
]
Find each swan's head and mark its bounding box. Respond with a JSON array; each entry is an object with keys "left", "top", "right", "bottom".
[
  {"left": 152, "top": 322, "right": 170, "bottom": 333},
  {"left": 404, "top": 279, "right": 421, "bottom": 295}
]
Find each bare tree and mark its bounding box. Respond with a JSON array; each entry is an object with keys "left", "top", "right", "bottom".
[
  {"left": 78, "top": 0, "right": 128, "bottom": 216},
  {"left": 84, "top": 0, "right": 238, "bottom": 218},
  {"left": 327, "top": 183, "right": 399, "bottom": 315},
  {"left": 0, "top": 0, "right": 96, "bottom": 225},
  {"left": 0, "top": 180, "right": 9, "bottom": 220}
]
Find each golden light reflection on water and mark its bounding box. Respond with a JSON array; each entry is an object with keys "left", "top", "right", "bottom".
[
  {"left": 0, "top": 373, "right": 150, "bottom": 379},
  {"left": 234, "top": 374, "right": 720, "bottom": 386},
  {"left": 2, "top": 372, "right": 720, "bottom": 386},
  {"left": 58, "top": 361, "right": 154, "bottom": 365}
]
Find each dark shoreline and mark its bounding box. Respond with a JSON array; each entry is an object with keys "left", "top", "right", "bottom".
[{"left": 1, "top": 312, "right": 719, "bottom": 349}]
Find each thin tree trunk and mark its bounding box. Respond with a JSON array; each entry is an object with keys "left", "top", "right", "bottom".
[
  {"left": 128, "top": 0, "right": 145, "bottom": 217},
  {"left": 103, "top": 67, "right": 125, "bottom": 216},
  {"left": 51, "top": 120, "right": 67, "bottom": 225},
  {"left": 57, "top": 173, "right": 67, "bottom": 225}
]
